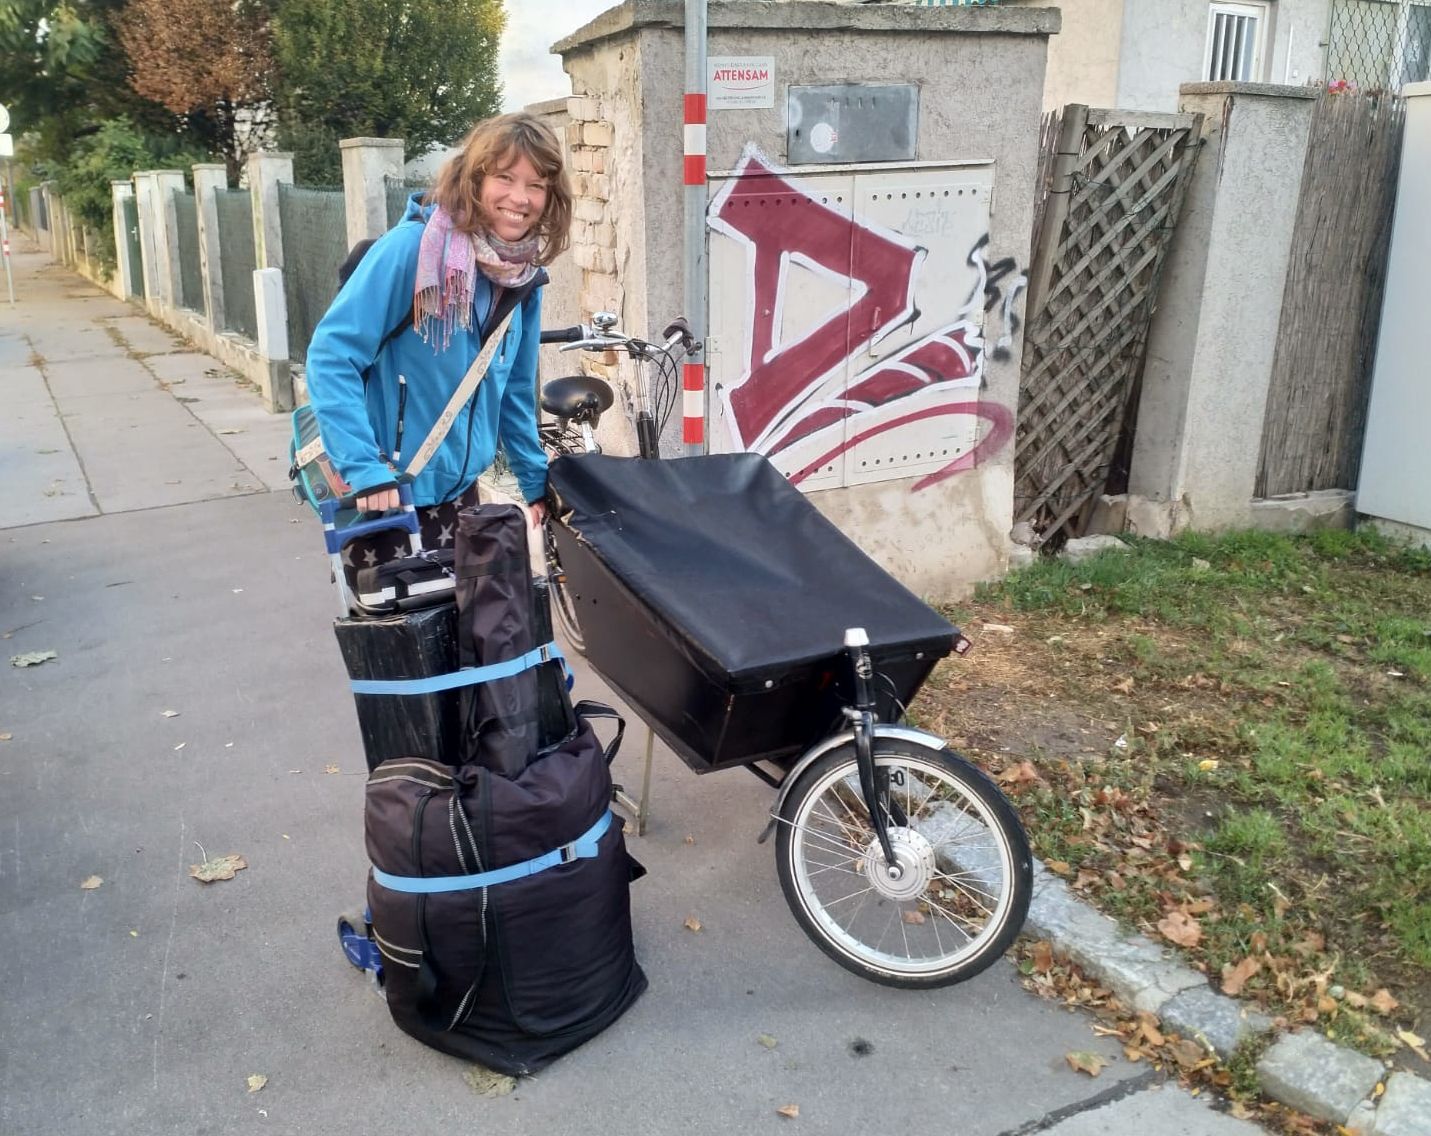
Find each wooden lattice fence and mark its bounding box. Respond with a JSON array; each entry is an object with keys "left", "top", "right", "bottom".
[
  {"left": 1014, "top": 106, "right": 1205, "bottom": 545},
  {"left": 1255, "top": 91, "right": 1405, "bottom": 498}
]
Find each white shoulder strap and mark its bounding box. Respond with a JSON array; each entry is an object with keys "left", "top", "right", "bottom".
[{"left": 403, "top": 306, "right": 519, "bottom": 479}]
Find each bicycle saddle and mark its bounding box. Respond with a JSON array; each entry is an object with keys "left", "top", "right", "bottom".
[{"left": 541, "top": 375, "right": 615, "bottom": 420}]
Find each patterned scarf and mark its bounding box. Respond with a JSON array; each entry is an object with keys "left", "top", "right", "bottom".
[{"left": 413, "top": 205, "right": 540, "bottom": 350}]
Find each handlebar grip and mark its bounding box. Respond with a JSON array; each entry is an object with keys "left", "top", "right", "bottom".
[{"left": 540, "top": 326, "right": 585, "bottom": 344}]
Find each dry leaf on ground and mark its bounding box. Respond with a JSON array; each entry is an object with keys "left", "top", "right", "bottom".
[
  {"left": 776, "top": 1104, "right": 800, "bottom": 1119},
  {"left": 11, "top": 650, "right": 57, "bottom": 668},
  {"left": 0, "top": 732, "right": 12, "bottom": 741},
  {"left": 190, "top": 854, "right": 248, "bottom": 883},
  {"left": 323, "top": 764, "right": 340, "bottom": 774},
  {"left": 996, "top": 761, "right": 1041, "bottom": 786},
  {"left": 1396, "top": 1029, "right": 1428, "bottom": 1062},
  {"left": 161, "top": 710, "right": 180, "bottom": 718},
  {"left": 683, "top": 916, "right": 702, "bottom": 932},
  {"left": 1221, "top": 956, "right": 1261, "bottom": 996},
  {"left": 757, "top": 1034, "right": 778, "bottom": 1049},
  {"left": 902, "top": 909, "right": 927, "bottom": 925},
  {"left": 1157, "top": 910, "right": 1203, "bottom": 948},
  {"left": 1369, "top": 988, "right": 1399, "bottom": 1015},
  {"left": 80, "top": 875, "right": 103, "bottom": 890},
  {"left": 1066, "top": 1051, "right": 1109, "bottom": 1077},
  {"left": 464, "top": 1065, "right": 516, "bottom": 1097},
  {"left": 246, "top": 1074, "right": 267, "bottom": 1093},
  {"left": 1031, "top": 940, "right": 1055, "bottom": 974}
]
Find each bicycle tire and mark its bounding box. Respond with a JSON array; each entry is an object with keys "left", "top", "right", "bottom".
[
  {"left": 545, "top": 526, "right": 586, "bottom": 656},
  {"left": 775, "top": 737, "right": 1032, "bottom": 989}
]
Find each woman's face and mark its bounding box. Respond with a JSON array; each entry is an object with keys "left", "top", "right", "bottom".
[{"left": 479, "top": 152, "right": 549, "bottom": 243}]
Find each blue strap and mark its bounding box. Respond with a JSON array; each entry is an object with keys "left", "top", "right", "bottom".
[
  {"left": 371, "top": 810, "right": 613, "bottom": 894},
  {"left": 350, "top": 642, "right": 564, "bottom": 695}
]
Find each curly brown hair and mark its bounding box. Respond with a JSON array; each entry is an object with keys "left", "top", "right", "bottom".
[{"left": 428, "top": 112, "right": 573, "bottom": 266}]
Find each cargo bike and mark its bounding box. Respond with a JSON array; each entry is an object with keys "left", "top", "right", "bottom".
[{"left": 536, "top": 320, "right": 1034, "bottom": 990}]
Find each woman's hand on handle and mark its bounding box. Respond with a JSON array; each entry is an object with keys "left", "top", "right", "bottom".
[
  {"left": 527, "top": 500, "right": 548, "bottom": 528},
  {"left": 356, "top": 487, "right": 402, "bottom": 513}
]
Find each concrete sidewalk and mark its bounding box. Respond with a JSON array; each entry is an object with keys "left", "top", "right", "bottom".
[{"left": 0, "top": 238, "right": 1267, "bottom": 1136}]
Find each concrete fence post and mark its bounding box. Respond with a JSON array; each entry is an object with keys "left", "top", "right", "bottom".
[
  {"left": 1127, "top": 82, "right": 1317, "bottom": 535},
  {"left": 340, "top": 137, "right": 405, "bottom": 248},
  {"left": 29, "top": 187, "right": 46, "bottom": 248},
  {"left": 152, "top": 169, "right": 186, "bottom": 311},
  {"left": 192, "top": 163, "right": 228, "bottom": 330},
  {"left": 40, "top": 183, "right": 62, "bottom": 263},
  {"left": 253, "top": 267, "right": 294, "bottom": 413},
  {"left": 111, "top": 180, "right": 135, "bottom": 300},
  {"left": 246, "top": 151, "right": 294, "bottom": 269}
]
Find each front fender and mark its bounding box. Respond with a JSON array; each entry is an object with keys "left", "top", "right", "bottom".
[{"left": 756, "top": 725, "right": 949, "bottom": 843}]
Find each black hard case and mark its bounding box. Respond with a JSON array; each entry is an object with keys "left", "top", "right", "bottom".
[{"left": 546, "top": 453, "right": 956, "bottom": 773}]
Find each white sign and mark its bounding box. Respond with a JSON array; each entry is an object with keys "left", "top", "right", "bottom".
[
  {"left": 0, "top": 104, "right": 10, "bottom": 134},
  {"left": 708, "top": 57, "right": 775, "bottom": 110},
  {"left": 0, "top": 134, "right": 12, "bottom": 159}
]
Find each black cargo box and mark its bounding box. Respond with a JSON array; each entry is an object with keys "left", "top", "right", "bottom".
[{"left": 547, "top": 453, "right": 957, "bottom": 773}]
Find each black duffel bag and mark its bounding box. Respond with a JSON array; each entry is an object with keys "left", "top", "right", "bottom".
[{"left": 365, "top": 706, "right": 646, "bottom": 1074}]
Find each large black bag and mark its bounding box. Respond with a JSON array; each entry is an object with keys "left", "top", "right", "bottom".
[{"left": 364, "top": 711, "right": 647, "bottom": 1074}]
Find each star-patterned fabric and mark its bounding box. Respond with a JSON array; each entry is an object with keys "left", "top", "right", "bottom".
[{"left": 338, "top": 483, "right": 480, "bottom": 588}]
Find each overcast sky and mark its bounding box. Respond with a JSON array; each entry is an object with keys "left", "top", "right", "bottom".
[{"left": 500, "top": 1, "right": 617, "bottom": 111}]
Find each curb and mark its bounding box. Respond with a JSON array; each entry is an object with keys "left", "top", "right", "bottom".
[{"left": 1023, "top": 863, "right": 1431, "bottom": 1135}]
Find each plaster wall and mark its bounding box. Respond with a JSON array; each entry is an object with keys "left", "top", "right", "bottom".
[
  {"left": 556, "top": 0, "right": 1055, "bottom": 598},
  {"left": 1130, "top": 83, "right": 1316, "bottom": 531},
  {"left": 1040, "top": 0, "right": 1124, "bottom": 110},
  {"left": 1112, "top": 0, "right": 1329, "bottom": 111}
]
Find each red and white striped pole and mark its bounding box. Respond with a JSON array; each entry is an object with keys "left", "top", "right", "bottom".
[{"left": 682, "top": 0, "right": 708, "bottom": 455}]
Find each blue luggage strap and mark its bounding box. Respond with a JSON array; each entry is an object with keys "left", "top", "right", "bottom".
[
  {"left": 371, "top": 810, "right": 614, "bottom": 893},
  {"left": 349, "top": 641, "right": 565, "bottom": 695}
]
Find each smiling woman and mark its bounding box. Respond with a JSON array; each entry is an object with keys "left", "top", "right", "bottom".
[{"left": 302, "top": 112, "right": 573, "bottom": 582}]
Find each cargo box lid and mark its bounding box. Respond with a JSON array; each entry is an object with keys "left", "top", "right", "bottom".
[{"left": 547, "top": 454, "right": 956, "bottom": 684}]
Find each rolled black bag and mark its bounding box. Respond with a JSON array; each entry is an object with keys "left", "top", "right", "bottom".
[
  {"left": 364, "top": 713, "right": 647, "bottom": 1074},
  {"left": 455, "top": 505, "right": 574, "bottom": 775}
]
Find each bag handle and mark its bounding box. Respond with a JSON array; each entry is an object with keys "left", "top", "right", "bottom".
[
  {"left": 402, "top": 305, "right": 518, "bottom": 479},
  {"left": 574, "top": 700, "right": 626, "bottom": 766}
]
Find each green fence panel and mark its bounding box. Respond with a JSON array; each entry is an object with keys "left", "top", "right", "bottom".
[
  {"left": 173, "top": 189, "right": 205, "bottom": 312},
  {"left": 215, "top": 189, "right": 258, "bottom": 341},
  {"left": 121, "top": 196, "right": 145, "bottom": 299},
  {"left": 278, "top": 183, "right": 348, "bottom": 364},
  {"left": 385, "top": 177, "right": 428, "bottom": 228}
]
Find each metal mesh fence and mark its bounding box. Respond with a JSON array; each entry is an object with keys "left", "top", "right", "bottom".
[
  {"left": 278, "top": 183, "right": 348, "bottom": 364},
  {"left": 173, "top": 189, "right": 205, "bottom": 312},
  {"left": 1327, "top": 0, "right": 1431, "bottom": 93},
  {"left": 215, "top": 189, "right": 258, "bottom": 341},
  {"left": 121, "top": 196, "right": 145, "bottom": 299},
  {"left": 385, "top": 177, "right": 428, "bottom": 228}
]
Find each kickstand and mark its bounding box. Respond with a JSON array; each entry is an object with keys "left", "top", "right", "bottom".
[{"left": 613, "top": 726, "right": 655, "bottom": 837}]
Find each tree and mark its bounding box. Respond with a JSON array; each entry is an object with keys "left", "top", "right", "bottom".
[
  {"left": 115, "top": 0, "right": 275, "bottom": 176},
  {"left": 271, "top": 0, "right": 505, "bottom": 184}
]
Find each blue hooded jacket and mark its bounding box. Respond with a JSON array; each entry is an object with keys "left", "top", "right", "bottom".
[{"left": 304, "top": 194, "right": 548, "bottom": 506}]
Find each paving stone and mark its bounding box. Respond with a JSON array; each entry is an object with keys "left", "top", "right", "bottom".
[
  {"left": 1039, "top": 1081, "right": 1266, "bottom": 1136},
  {"left": 1026, "top": 871, "right": 1205, "bottom": 1014},
  {"left": 1257, "top": 1030, "right": 1383, "bottom": 1124},
  {"left": 1372, "top": 1072, "right": 1431, "bottom": 1136},
  {"left": 1160, "top": 986, "right": 1274, "bottom": 1060}
]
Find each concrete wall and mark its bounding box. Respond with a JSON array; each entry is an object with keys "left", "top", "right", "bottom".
[
  {"left": 1355, "top": 80, "right": 1431, "bottom": 543},
  {"left": 555, "top": 0, "right": 1056, "bottom": 598},
  {"left": 1011, "top": 0, "right": 1331, "bottom": 112},
  {"left": 1128, "top": 82, "right": 1317, "bottom": 534}
]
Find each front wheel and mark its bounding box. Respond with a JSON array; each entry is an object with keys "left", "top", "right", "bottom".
[{"left": 775, "top": 738, "right": 1032, "bottom": 989}]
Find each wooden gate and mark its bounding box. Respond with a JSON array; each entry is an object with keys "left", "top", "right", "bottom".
[{"left": 1014, "top": 106, "right": 1204, "bottom": 545}]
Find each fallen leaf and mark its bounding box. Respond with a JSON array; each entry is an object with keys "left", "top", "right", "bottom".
[
  {"left": 173, "top": 743, "right": 186, "bottom": 751},
  {"left": 1221, "top": 956, "right": 1262, "bottom": 996},
  {"left": 683, "top": 916, "right": 702, "bottom": 933},
  {"left": 1032, "top": 940, "right": 1054, "bottom": 974},
  {"left": 246, "top": 1074, "right": 267, "bottom": 1094},
  {"left": 0, "top": 733, "right": 11, "bottom": 741},
  {"left": 901, "top": 909, "right": 927, "bottom": 925},
  {"left": 1046, "top": 859, "right": 1072, "bottom": 877},
  {"left": 1157, "top": 910, "right": 1202, "bottom": 948},
  {"left": 323, "top": 764, "right": 340, "bottom": 774},
  {"left": 757, "top": 1034, "right": 778, "bottom": 1049},
  {"left": 775, "top": 1104, "right": 800, "bottom": 1119},
  {"left": 1369, "top": 989, "right": 1399, "bottom": 1016},
  {"left": 1197, "top": 759, "right": 1219, "bottom": 772},
  {"left": 1137, "top": 1013, "right": 1165, "bottom": 1047},
  {"left": 981, "top": 623, "right": 1015, "bottom": 634},
  {"left": 11, "top": 650, "right": 57, "bottom": 668},
  {"left": 217, "top": 428, "right": 244, "bottom": 435},
  {"left": 464, "top": 1064, "right": 516, "bottom": 1097},
  {"left": 996, "top": 761, "right": 1040, "bottom": 785},
  {"left": 1065, "top": 1051, "right": 1108, "bottom": 1077},
  {"left": 189, "top": 854, "right": 248, "bottom": 883},
  {"left": 129, "top": 930, "right": 138, "bottom": 937},
  {"left": 1112, "top": 676, "right": 1135, "bottom": 694},
  {"left": 161, "top": 710, "right": 180, "bottom": 718},
  {"left": 683, "top": 835, "right": 695, "bottom": 845},
  {"left": 1171, "top": 1038, "right": 1208, "bottom": 1069},
  {"left": 1396, "top": 1029, "right": 1428, "bottom": 1062},
  {"left": 80, "top": 875, "right": 103, "bottom": 890}
]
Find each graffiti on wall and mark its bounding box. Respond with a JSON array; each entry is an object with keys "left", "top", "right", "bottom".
[{"left": 706, "top": 147, "right": 1024, "bottom": 491}]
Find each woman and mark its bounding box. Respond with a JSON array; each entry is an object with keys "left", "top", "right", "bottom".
[{"left": 305, "top": 113, "right": 572, "bottom": 577}]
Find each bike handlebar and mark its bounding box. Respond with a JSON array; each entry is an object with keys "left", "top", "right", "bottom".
[{"left": 539, "top": 325, "right": 588, "bottom": 344}]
